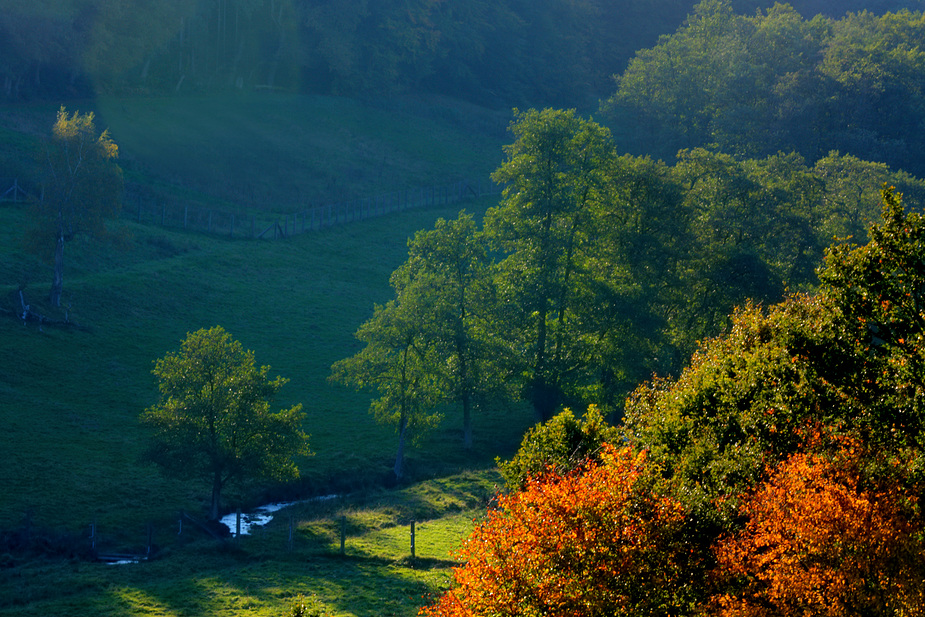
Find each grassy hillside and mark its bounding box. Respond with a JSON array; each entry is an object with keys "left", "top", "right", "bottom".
[
  {"left": 0, "top": 197, "right": 532, "bottom": 534},
  {"left": 0, "top": 93, "right": 510, "bottom": 215},
  {"left": 0, "top": 92, "right": 530, "bottom": 537},
  {"left": 0, "top": 469, "right": 501, "bottom": 617},
  {"left": 0, "top": 92, "right": 528, "bottom": 616}
]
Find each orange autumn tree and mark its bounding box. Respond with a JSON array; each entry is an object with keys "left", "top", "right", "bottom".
[
  {"left": 421, "top": 444, "right": 693, "bottom": 617},
  {"left": 714, "top": 444, "right": 925, "bottom": 617}
]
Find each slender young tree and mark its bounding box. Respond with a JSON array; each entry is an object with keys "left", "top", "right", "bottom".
[
  {"left": 330, "top": 294, "right": 443, "bottom": 479},
  {"left": 31, "top": 107, "right": 123, "bottom": 307}
]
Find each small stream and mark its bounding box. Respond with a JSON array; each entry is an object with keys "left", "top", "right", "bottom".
[{"left": 220, "top": 495, "right": 338, "bottom": 536}]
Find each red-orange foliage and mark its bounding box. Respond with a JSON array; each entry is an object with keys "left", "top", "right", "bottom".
[
  {"left": 420, "top": 445, "right": 688, "bottom": 617},
  {"left": 713, "top": 447, "right": 925, "bottom": 617}
]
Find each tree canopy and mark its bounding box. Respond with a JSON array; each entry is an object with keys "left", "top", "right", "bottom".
[
  {"left": 611, "top": 1, "right": 925, "bottom": 177},
  {"left": 141, "top": 326, "right": 309, "bottom": 520},
  {"left": 423, "top": 187, "right": 925, "bottom": 617}
]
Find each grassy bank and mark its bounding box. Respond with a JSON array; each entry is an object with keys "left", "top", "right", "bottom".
[{"left": 0, "top": 469, "right": 500, "bottom": 617}]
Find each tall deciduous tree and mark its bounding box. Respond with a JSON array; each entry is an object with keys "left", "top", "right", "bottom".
[
  {"left": 396, "top": 212, "right": 501, "bottom": 450},
  {"left": 31, "top": 107, "right": 122, "bottom": 306},
  {"left": 141, "top": 326, "right": 309, "bottom": 521},
  {"left": 486, "top": 108, "right": 615, "bottom": 421},
  {"left": 330, "top": 295, "right": 443, "bottom": 480}
]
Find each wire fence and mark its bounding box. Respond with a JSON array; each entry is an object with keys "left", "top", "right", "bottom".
[
  {"left": 4, "top": 506, "right": 447, "bottom": 565},
  {"left": 129, "top": 178, "right": 503, "bottom": 239},
  {"left": 1, "top": 176, "right": 503, "bottom": 239}
]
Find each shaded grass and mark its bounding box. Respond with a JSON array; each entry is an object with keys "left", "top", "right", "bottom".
[
  {"left": 0, "top": 471, "right": 499, "bottom": 616},
  {"left": 96, "top": 93, "right": 508, "bottom": 212},
  {"left": 0, "top": 197, "right": 531, "bottom": 537}
]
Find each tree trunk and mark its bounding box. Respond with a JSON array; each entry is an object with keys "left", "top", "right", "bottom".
[
  {"left": 462, "top": 393, "right": 473, "bottom": 450},
  {"left": 394, "top": 415, "right": 407, "bottom": 479},
  {"left": 209, "top": 471, "right": 223, "bottom": 521},
  {"left": 49, "top": 232, "right": 65, "bottom": 307}
]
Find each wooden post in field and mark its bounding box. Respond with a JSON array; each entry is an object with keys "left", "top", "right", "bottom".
[
  {"left": 147, "top": 522, "right": 154, "bottom": 557},
  {"left": 410, "top": 521, "right": 416, "bottom": 560},
  {"left": 340, "top": 516, "right": 346, "bottom": 555},
  {"left": 90, "top": 519, "right": 96, "bottom": 552},
  {"left": 236, "top": 509, "right": 242, "bottom": 538},
  {"left": 288, "top": 516, "right": 294, "bottom": 552},
  {"left": 184, "top": 206, "right": 188, "bottom": 228}
]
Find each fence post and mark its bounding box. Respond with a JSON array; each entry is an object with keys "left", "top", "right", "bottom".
[
  {"left": 340, "top": 516, "right": 346, "bottom": 555},
  {"left": 410, "top": 521, "right": 415, "bottom": 560},
  {"left": 162, "top": 204, "right": 166, "bottom": 226},
  {"left": 184, "top": 206, "right": 188, "bottom": 229},
  {"left": 147, "top": 522, "right": 154, "bottom": 557},
  {"left": 236, "top": 508, "right": 242, "bottom": 537}
]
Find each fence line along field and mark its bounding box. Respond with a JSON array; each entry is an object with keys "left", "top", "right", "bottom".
[{"left": 130, "top": 177, "right": 502, "bottom": 239}]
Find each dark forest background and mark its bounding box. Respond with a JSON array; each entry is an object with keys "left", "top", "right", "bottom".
[{"left": 2, "top": 0, "right": 921, "bottom": 107}]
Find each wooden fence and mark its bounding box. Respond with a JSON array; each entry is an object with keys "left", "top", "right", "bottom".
[
  {"left": 0, "top": 178, "right": 35, "bottom": 203},
  {"left": 7, "top": 508, "right": 430, "bottom": 564},
  {"left": 132, "top": 178, "right": 502, "bottom": 239}
]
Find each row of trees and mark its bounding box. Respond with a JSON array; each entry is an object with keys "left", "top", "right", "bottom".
[
  {"left": 3, "top": 1, "right": 922, "bottom": 107},
  {"left": 611, "top": 0, "right": 925, "bottom": 177},
  {"left": 421, "top": 184, "right": 925, "bottom": 616},
  {"left": 331, "top": 108, "right": 925, "bottom": 478}
]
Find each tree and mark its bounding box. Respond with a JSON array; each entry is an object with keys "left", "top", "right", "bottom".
[
  {"left": 396, "top": 212, "right": 501, "bottom": 450},
  {"left": 30, "top": 107, "right": 123, "bottom": 307},
  {"left": 420, "top": 445, "right": 692, "bottom": 617},
  {"left": 486, "top": 108, "right": 616, "bottom": 421},
  {"left": 497, "top": 405, "right": 619, "bottom": 491},
  {"left": 141, "top": 326, "right": 309, "bottom": 521},
  {"left": 330, "top": 295, "right": 443, "bottom": 480},
  {"left": 713, "top": 445, "right": 925, "bottom": 616}
]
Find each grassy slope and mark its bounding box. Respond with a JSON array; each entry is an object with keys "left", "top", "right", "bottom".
[
  {"left": 96, "top": 93, "right": 510, "bottom": 212},
  {"left": 0, "top": 470, "right": 501, "bottom": 617},
  {"left": 0, "top": 93, "right": 527, "bottom": 616},
  {"left": 0, "top": 197, "right": 532, "bottom": 530}
]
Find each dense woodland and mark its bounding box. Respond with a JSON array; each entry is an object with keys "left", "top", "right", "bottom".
[{"left": 2, "top": 0, "right": 923, "bottom": 109}]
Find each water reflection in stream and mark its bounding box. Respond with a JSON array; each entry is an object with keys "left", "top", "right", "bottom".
[{"left": 220, "top": 495, "right": 338, "bottom": 536}]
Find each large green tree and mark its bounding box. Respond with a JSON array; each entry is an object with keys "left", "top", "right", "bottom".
[
  {"left": 141, "top": 326, "right": 309, "bottom": 521},
  {"left": 30, "top": 107, "right": 122, "bottom": 307},
  {"left": 486, "top": 108, "right": 616, "bottom": 421}
]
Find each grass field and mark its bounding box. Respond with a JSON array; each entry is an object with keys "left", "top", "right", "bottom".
[
  {"left": 0, "top": 93, "right": 530, "bottom": 615},
  {"left": 0, "top": 470, "right": 501, "bottom": 617}
]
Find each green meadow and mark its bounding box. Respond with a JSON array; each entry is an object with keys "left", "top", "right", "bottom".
[{"left": 0, "top": 94, "right": 531, "bottom": 616}]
